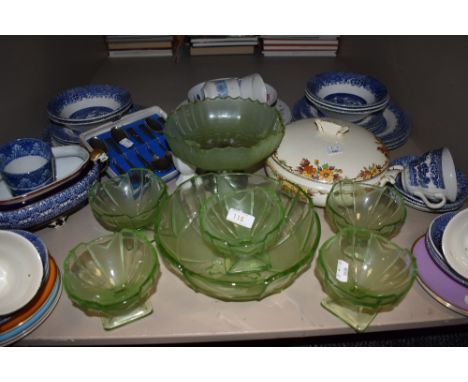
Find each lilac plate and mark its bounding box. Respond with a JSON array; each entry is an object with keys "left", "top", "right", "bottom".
[{"left": 413, "top": 236, "right": 468, "bottom": 316}]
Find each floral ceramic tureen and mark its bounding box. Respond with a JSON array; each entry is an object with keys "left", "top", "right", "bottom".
[{"left": 265, "top": 118, "right": 390, "bottom": 207}]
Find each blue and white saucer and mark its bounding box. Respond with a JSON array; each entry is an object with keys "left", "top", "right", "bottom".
[
  {"left": 390, "top": 155, "right": 468, "bottom": 213},
  {"left": 292, "top": 97, "right": 411, "bottom": 150}
]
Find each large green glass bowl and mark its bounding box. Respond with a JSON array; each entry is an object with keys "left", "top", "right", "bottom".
[
  {"left": 316, "top": 227, "right": 416, "bottom": 331},
  {"left": 164, "top": 98, "right": 285, "bottom": 171},
  {"left": 63, "top": 229, "right": 160, "bottom": 330},
  {"left": 88, "top": 168, "right": 168, "bottom": 231},
  {"left": 325, "top": 181, "right": 407, "bottom": 238},
  {"left": 155, "top": 173, "right": 321, "bottom": 301}
]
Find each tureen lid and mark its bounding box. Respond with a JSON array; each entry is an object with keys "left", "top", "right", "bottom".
[{"left": 270, "top": 118, "right": 389, "bottom": 184}]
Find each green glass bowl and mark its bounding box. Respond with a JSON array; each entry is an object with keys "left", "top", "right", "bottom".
[
  {"left": 156, "top": 173, "right": 321, "bottom": 301},
  {"left": 200, "top": 186, "right": 285, "bottom": 258},
  {"left": 63, "top": 229, "right": 159, "bottom": 330},
  {"left": 316, "top": 227, "right": 416, "bottom": 331},
  {"left": 164, "top": 98, "right": 285, "bottom": 171},
  {"left": 88, "top": 168, "right": 167, "bottom": 231},
  {"left": 325, "top": 181, "right": 406, "bottom": 238}
]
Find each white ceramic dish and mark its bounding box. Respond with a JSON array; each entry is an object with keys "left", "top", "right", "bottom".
[
  {"left": 442, "top": 209, "right": 468, "bottom": 279},
  {"left": 0, "top": 231, "right": 44, "bottom": 316},
  {"left": 0, "top": 145, "right": 90, "bottom": 207},
  {"left": 265, "top": 118, "right": 389, "bottom": 207}
]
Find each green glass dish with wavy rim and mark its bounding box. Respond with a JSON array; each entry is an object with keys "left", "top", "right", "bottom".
[
  {"left": 63, "top": 229, "right": 160, "bottom": 330},
  {"left": 164, "top": 98, "right": 285, "bottom": 171},
  {"left": 325, "top": 181, "right": 407, "bottom": 239},
  {"left": 88, "top": 168, "right": 168, "bottom": 231},
  {"left": 155, "top": 172, "right": 321, "bottom": 301},
  {"left": 199, "top": 185, "right": 286, "bottom": 258},
  {"left": 316, "top": 226, "right": 416, "bottom": 332}
]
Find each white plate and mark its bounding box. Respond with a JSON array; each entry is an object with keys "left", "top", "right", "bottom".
[
  {"left": 442, "top": 208, "right": 468, "bottom": 278},
  {"left": 0, "top": 231, "right": 43, "bottom": 316},
  {"left": 0, "top": 145, "right": 89, "bottom": 205}
]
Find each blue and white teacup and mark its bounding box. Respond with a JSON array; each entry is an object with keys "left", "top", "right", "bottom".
[
  {"left": 401, "top": 147, "right": 457, "bottom": 209},
  {"left": 0, "top": 138, "right": 55, "bottom": 196},
  {"left": 203, "top": 78, "right": 241, "bottom": 99}
]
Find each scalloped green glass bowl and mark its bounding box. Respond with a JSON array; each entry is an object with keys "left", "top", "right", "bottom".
[
  {"left": 325, "top": 181, "right": 406, "bottom": 238},
  {"left": 88, "top": 168, "right": 167, "bottom": 231},
  {"left": 156, "top": 173, "right": 321, "bottom": 301},
  {"left": 164, "top": 98, "right": 285, "bottom": 171},
  {"left": 200, "top": 186, "right": 285, "bottom": 258},
  {"left": 316, "top": 227, "right": 416, "bottom": 332},
  {"left": 63, "top": 229, "right": 159, "bottom": 330}
]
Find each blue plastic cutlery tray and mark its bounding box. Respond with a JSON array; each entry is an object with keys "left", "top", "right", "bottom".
[{"left": 79, "top": 105, "right": 179, "bottom": 182}]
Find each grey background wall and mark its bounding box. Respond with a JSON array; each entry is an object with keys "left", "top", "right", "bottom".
[
  {"left": 339, "top": 36, "right": 468, "bottom": 173},
  {"left": 0, "top": 36, "right": 106, "bottom": 141},
  {"left": 0, "top": 36, "right": 466, "bottom": 173}
]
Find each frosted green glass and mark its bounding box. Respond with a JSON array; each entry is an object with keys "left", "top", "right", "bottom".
[
  {"left": 88, "top": 168, "right": 167, "bottom": 231},
  {"left": 325, "top": 181, "right": 407, "bottom": 238},
  {"left": 63, "top": 229, "right": 159, "bottom": 330},
  {"left": 164, "top": 98, "right": 284, "bottom": 171},
  {"left": 156, "top": 173, "right": 321, "bottom": 301},
  {"left": 316, "top": 227, "right": 416, "bottom": 332}
]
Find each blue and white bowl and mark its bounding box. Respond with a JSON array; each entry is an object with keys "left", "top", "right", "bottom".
[
  {"left": 47, "top": 84, "right": 132, "bottom": 125},
  {"left": 305, "top": 72, "right": 389, "bottom": 110},
  {"left": 0, "top": 138, "right": 55, "bottom": 196},
  {"left": 425, "top": 212, "right": 468, "bottom": 287}
]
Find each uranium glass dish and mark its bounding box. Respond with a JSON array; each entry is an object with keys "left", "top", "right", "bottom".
[
  {"left": 325, "top": 181, "right": 407, "bottom": 238},
  {"left": 164, "top": 98, "right": 285, "bottom": 171},
  {"left": 63, "top": 229, "right": 159, "bottom": 330},
  {"left": 316, "top": 227, "right": 416, "bottom": 332},
  {"left": 88, "top": 168, "right": 167, "bottom": 231},
  {"left": 156, "top": 173, "right": 321, "bottom": 301},
  {"left": 200, "top": 186, "right": 285, "bottom": 258}
]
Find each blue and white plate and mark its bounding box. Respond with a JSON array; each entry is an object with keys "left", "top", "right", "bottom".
[
  {"left": 46, "top": 104, "right": 145, "bottom": 146},
  {"left": 425, "top": 212, "right": 468, "bottom": 287},
  {"left": 47, "top": 84, "right": 132, "bottom": 125},
  {"left": 292, "top": 97, "right": 411, "bottom": 150},
  {"left": 391, "top": 155, "right": 468, "bottom": 212},
  {"left": 377, "top": 103, "right": 411, "bottom": 149}
]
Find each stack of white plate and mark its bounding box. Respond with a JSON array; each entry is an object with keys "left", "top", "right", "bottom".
[{"left": 0, "top": 230, "right": 61, "bottom": 346}]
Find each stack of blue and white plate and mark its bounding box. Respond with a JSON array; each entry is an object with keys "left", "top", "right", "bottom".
[
  {"left": 45, "top": 84, "right": 133, "bottom": 145},
  {"left": 292, "top": 71, "right": 411, "bottom": 150}
]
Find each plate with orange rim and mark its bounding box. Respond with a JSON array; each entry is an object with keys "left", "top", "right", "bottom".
[{"left": 0, "top": 255, "right": 62, "bottom": 346}]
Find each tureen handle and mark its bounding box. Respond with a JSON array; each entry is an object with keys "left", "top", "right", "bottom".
[
  {"left": 379, "top": 165, "right": 404, "bottom": 186},
  {"left": 315, "top": 119, "right": 349, "bottom": 137}
]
